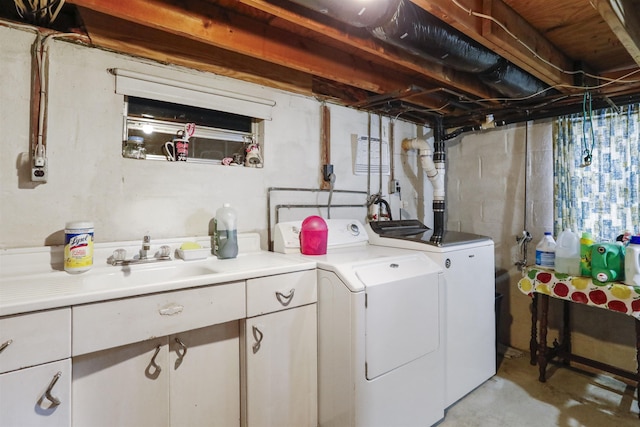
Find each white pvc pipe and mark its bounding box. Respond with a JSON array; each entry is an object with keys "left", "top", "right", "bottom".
[{"left": 402, "top": 138, "right": 445, "bottom": 201}]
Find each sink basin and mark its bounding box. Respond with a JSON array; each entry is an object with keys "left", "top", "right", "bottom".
[{"left": 83, "top": 263, "right": 219, "bottom": 287}]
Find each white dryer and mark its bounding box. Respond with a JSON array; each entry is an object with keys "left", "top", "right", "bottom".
[
  {"left": 273, "top": 219, "right": 445, "bottom": 427},
  {"left": 366, "top": 220, "right": 496, "bottom": 408}
]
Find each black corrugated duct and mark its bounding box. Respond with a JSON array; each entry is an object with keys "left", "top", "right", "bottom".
[{"left": 287, "top": 0, "right": 550, "bottom": 98}]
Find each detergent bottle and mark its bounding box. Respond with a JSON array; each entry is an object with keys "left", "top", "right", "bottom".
[
  {"left": 591, "top": 243, "right": 625, "bottom": 283},
  {"left": 579, "top": 232, "right": 595, "bottom": 276},
  {"left": 214, "top": 203, "right": 238, "bottom": 259},
  {"left": 625, "top": 235, "right": 640, "bottom": 286}
]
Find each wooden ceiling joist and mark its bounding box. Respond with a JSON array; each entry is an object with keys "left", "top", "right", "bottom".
[
  {"left": 70, "top": 0, "right": 460, "bottom": 112},
  {"left": 233, "top": 0, "right": 497, "bottom": 100},
  {"left": 593, "top": 0, "right": 640, "bottom": 67}
]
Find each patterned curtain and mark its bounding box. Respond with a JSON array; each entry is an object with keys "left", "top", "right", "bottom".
[{"left": 553, "top": 103, "right": 639, "bottom": 241}]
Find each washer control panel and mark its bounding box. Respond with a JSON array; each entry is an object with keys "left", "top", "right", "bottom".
[{"left": 273, "top": 219, "right": 369, "bottom": 253}]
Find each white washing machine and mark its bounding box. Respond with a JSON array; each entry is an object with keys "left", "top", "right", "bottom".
[
  {"left": 273, "top": 219, "right": 445, "bottom": 427},
  {"left": 366, "top": 220, "right": 496, "bottom": 408}
]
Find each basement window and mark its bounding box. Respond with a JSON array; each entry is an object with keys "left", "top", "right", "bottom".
[
  {"left": 124, "top": 97, "right": 261, "bottom": 166},
  {"left": 113, "top": 68, "right": 275, "bottom": 166}
]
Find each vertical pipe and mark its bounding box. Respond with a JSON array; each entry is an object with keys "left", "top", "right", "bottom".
[
  {"left": 378, "top": 114, "right": 383, "bottom": 196},
  {"left": 367, "top": 112, "right": 373, "bottom": 202},
  {"left": 432, "top": 120, "right": 446, "bottom": 242}
]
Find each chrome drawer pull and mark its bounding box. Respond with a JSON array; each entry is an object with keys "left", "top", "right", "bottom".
[
  {"left": 275, "top": 289, "right": 295, "bottom": 306},
  {"left": 147, "top": 345, "right": 162, "bottom": 376},
  {"left": 252, "top": 326, "right": 263, "bottom": 354},
  {"left": 0, "top": 339, "right": 12, "bottom": 354},
  {"left": 44, "top": 371, "right": 62, "bottom": 406},
  {"left": 174, "top": 337, "right": 188, "bottom": 369}
]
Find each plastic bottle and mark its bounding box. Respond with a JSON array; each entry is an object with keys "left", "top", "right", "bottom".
[
  {"left": 535, "top": 231, "right": 556, "bottom": 269},
  {"left": 555, "top": 228, "right": 580, "bottom": 275},
  {"left": 624, "top": 235, "right": 640, "bottom": 286},
  {"left": 214, "top": 203, "right": 238, "bottom": 259},
  {"left": 579, "top": 232, "right": 595, "bottom": 276},
  {"left": 299, "top": 216, "right": 328, "bottom": 255}
]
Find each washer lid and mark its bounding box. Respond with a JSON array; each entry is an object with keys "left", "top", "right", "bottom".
[{"left": 355, "top": 256, "right": 441, "bottom": 380}]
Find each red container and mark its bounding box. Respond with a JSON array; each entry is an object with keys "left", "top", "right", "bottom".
[{"left": 300, "top": 216, "right": 328, "bottom": 255}]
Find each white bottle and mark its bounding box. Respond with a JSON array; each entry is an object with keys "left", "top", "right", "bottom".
[
  {"left": 535, "top": 231, "right": 556, "bottom": 269},
  {"left": 624, "top": 235, "right": 640, "bottom": 286},
  {"left": 214, "top": 203, "right": 238, "bottom": 259},
  {"left": 555, "top": 228, "right": 580, "bottom": 275}
]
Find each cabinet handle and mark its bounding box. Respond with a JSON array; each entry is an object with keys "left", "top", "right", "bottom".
[
  {"left": 150, "top": 345, "right": 162, "bottom": 374},
  {"left": 0, "top": 339, "right": 12, "bottom": 354},
  {"left": 44, "top": 371, "right": 62, "bottom": 406},
  {"left": 252, "top": 326, "right": 263, "bottom": 354},
  {"left": 275, "top": 288, "right": 295, "bottom": 306},
  {"left": 174, "top": 337, "right": 188, "bottom": 361},
  {"left": 159, "top": 303, "right": 184, "bottom": 316}
]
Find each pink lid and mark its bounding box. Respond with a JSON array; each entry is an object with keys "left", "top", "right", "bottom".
[{"left": 301, "top": 216, "right": 328, "bottom": 231}]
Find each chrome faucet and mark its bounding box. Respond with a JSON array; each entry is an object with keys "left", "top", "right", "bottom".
[
  {"left": 140, "top": 235, "right": 151, "bottom": 260},
  {"left": 110, "top": 236, "right": 172, "bottom": 266}
]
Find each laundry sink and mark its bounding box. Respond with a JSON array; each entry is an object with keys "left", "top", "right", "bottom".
[{"left": 83, "top": 262, "right": 220, "bottom": 288}]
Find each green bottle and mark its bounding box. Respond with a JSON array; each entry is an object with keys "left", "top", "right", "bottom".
[{"left": 579, "top": 232, "right": 594, "bottom": 276}]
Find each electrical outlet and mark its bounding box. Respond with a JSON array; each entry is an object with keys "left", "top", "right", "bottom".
[
  {"left": 322, "top": 164, "right": 334, "bottom": 182},
  {"left": 32, "top": 158, "right": 47, "bottom": 182},
  {"left": 389, "top": 179, "right": 399, "bottom": 194}
]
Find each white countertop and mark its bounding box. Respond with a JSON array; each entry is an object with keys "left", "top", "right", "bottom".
[{"left": 0, "top": 234, "right": 315, "bottom": 317}]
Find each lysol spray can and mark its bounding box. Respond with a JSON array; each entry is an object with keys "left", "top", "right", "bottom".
[{"left": 64, "top": 221, "right": 94, "bottom": 273}]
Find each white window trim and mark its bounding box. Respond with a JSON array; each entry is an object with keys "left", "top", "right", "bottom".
[{"left": 111, "top": 68, "right": 275, "bottom": 120}]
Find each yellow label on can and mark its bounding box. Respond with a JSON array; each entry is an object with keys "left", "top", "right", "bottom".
[{"left": 64, "top": 231, "right": 94, "bottom": 271}]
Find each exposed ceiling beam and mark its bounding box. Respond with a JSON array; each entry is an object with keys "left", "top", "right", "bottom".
[
  {"left": 233, "top": 0, "right": 497, "bottom": 100},
  {"left": 69, "top": 0, "right": 462, "bottom": 112},
  {"left": 593, "top": 0, "right": 640, "bottom": 67},
  {"left": 410, "top": 0, "right": 575, "bottom": 90}
]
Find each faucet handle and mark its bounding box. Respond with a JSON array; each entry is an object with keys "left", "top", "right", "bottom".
[
  {"left": 143, "top": 235, "right": 151, "bottom": 249},
  {"left": 159, "top": 245, "right": 171, "bottom": 258},
  {"left": 111, "top": 249, "right": 127, "bottom": 265}
]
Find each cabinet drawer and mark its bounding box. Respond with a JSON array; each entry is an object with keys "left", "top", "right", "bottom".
[
  {"left": 246, "top": 270, "right": 317, "bottom": 317},
  {"left": 0, "top": 308, "right": 71, "bottom": 374},
  {"left": 72, "top": 281, "right": 245, "bottom": 356},
  {"left": 0, "top": 358, "right": 71, "bottom": 427}
]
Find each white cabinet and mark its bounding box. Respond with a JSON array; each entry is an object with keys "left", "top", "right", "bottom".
[
  {"left": 72, "top": 338, "right": 170, "bottom": 427},
  {"left": 0, "top": 309, "right": 71, "bottom": 427},
  {"left": 72, "top": 281, "right": 246, "bottom": 427},
  {"left": 168, "top": 324, "right": 241, "bottom": 427},
  {"left": 73, "top": 322, "right": 240, "bottom": 427},
  {"left": 0, "top": 359, "right": 71, "bottom": 427},
  {"left": 243, "top": 270, "right": 317, "bottom": 427}
]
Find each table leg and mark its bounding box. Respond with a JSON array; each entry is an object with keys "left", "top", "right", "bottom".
[
  {"left": 530, "top": 293, "right": 538, "bottom": 365},
  {"left": 636, "top": 319, "right": 640, "bottom": 418},
  {"left": 562, "top": 300, "right": 571, "bottom": 365},
  {"left": 537, "top": 294, "right": 549, "bottom": 382}
]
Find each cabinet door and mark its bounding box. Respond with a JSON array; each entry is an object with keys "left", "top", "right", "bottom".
[
  {"left": 0, "top": 359, "right": 71, "bottom": 427},
  {"left": 72, "top": 339, "right": 169, "bottom": 427},
  {"left": 244, "top": 304, "right": 317, "bottom": 427},
  {"left": 169, "top": 321, "right": 241, "bottom": 427}
]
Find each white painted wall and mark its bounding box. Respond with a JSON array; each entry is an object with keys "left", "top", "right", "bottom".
[
  {"left": 448, "top": 123, "right": 637, "bottom": 371},
  {"left": 0, "top": 25, "right": 432, "bottom": 249}
]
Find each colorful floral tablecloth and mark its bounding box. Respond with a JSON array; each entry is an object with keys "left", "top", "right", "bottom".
[{"left": 518, "top": 267, "right": 640, "bottom": 320}]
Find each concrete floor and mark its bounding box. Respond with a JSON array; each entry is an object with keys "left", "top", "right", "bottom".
[{"left": 437, "top": 350, "right": 639, "bottom": 426}]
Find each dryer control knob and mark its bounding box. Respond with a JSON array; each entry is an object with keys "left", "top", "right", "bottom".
[{"left": 348, "top": 223, "right": 360, "bottom": 236}]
